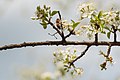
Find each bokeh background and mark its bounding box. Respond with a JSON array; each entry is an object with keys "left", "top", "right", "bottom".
[{"left": 0, "top": 0, "right": 120, "bottom": 80}]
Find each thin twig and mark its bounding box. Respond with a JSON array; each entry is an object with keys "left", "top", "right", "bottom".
[
  {"left": 48, "top": 32, "right": 58, "bottom": 39},
  {"left": 94, "top": 23, "right": 100, "bottom": 43},
  {"left": 57, "top": 11, "right": 66, "bottom": 42},
  {"left": 107, "top": 44, "right": 112, "bottom": 57},
  {"left": 112, "top": 25, "right": 117, "bottom": 42},
  {"left": 65, "top": 30, "right": 74, "bottom": 39},
  {"left": 48, "top": 21, "right": 62, "bottom": 37},
  {"left": 69, "top": 45, "right": 91, "bottom": 66},
  {"left": 58, "top": 11, "right": 62, "bottom": 20}
]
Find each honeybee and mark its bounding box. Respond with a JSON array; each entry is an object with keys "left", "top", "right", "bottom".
[{"left": 56, "top": 18, "right": 61, "bottom": 29}]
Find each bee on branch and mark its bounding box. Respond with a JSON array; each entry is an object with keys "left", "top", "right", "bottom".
[{"left": 56, "top": 18, "right": 62, "bottom": 29}]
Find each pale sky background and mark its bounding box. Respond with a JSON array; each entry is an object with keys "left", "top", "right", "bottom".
[{"left": 0, "top": 0, "right": 120, "bottom": 80}]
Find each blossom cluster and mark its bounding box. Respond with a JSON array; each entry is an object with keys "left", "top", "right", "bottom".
[
  {"left": 79, "top": 2, "right": 96, "bottom": 19},
  {"left": 78, "top": 2, "right": 120, "bottom": 39},
  {"left": 99, "top": 50, "right": 114, "bottom": 70},
  {"left": 53, "top": 47, "right": 83, "bottom": 76}
]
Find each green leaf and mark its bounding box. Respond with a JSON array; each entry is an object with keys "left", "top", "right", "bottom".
[
  {"left": 98, "top": 11, "right": 102, "bottom": 19},
  {"left": 37, "top": 6, "right": 40, "bottom": 11},
  {"left": 44, "top": 13, "right": 48, "bottom": 17},
  {"left": 104, "top": 26, "right": 110, "bottom": 30},
  {"left": 43, "top": 25, "right": 47, "bottom": 29},
  {"left": 43, "top": 5, "right": 46, "bottom": 9},
  {"left": 101, "top": 31, "right": 106, "bottom": 34},
  {"left": 71, "top": 20, "right": 75, "bottom": 23},
  {"left": 49, "top": 10, "right": 52, "bottom": 16},
  {"left": 40, "top": 22, "right": 48, "bottom": 29},
  {"left": 51, "top": 11, "right": 58, "bottom": 16},
  {"left": 107, "top": 32, "right": 111, "bottom": 39},
  {"left": 73, "top": 22, "right": 80, "bottom": 29},
  {"left": 31, "top": 17, "right": 36, "bottom": 20},
  {"left": 71, "top": 20, "right": 80, "bottom": 29},
  {"left": 90, "top": 19, "right": 95, "bottom": 23},
  {"left": 117, "top": 29, "right": 120, "bottom": 32}
]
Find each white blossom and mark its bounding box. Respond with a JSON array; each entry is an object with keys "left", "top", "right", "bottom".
[
  {"left": 41, "top": 72, "right": 54, "bottom": 80},
  {"left": 102, "top": 11, "right": 120, "bottom": 26},
  {"left": 79, "top": 2, "right": 95, "bottom": 12},
  {"left": 75, "top": 30, "right": 81, "bottom": 36},
  {"left": 87, "top": 32, "right": 93, "bottom": 40},
  {"left": 61, "top": 20, "right": 72, "bottom": 29}
]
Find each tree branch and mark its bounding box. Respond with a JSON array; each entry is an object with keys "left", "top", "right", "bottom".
[
  {"left": 65, "top": 30, "right": 74, "bottom": 39},
  {"left": 48, "top": 21, "right": 62, "bottom": 37},
  {"left": 69, "top": 45, "right": 91, "bottom": 66},
  {"left": 57, "top": 11, "right": 66, "bottom": 42},
  {"left": 112, "top": 25, "right": 117, "bottom": 42},
  {"left": 1, "top": 41, "right": 120, "bottom": 51},
  {"left": 58, "top": 11, "right": 62, "bottom": 20},
  {"left": 95, "top": 33, "right": 98, "bottom": 43},
  {"left": 107, "top": 44, "right": 112, "bottom": 57}
]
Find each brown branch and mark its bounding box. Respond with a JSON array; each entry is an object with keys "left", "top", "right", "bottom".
[
  {"left": 1, "top": 41, "right": 120, "bottom": 51},
  {"left": 69, "top": 45, "right": 91, "bottom": 66},
  {"left": 58, "top": 11, "right": 61, "bottom": 20},
  {"left": 107, "top": 45, "right": 112, "bottom": 57},
  {"left": 95, "top": 33, "right": 98, "bottom": 43},
  {"left": 94, "top": 23, "right": 99, "bottom": 43},
  {"left": 48, "top": 21, "right": 62, "bottom": 37},
  {"left": 65, "top": 30, "right": 74, "bottom": 39},
  {"left": 57, "top": 11, "right": 66, "bottom": 42},
  {"left": 112, "top": 25, "right": 117, "bottom": 42}
]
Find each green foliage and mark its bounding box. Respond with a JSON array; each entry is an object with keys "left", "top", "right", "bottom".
[
  {"left": 98, "top": 11, "right": 103, "bottom": 19},
  {"left": 40, "top": 22, "right": 48, "bottom": 29},
  {"left": 31, "top": 5, "right": 59, "bottom": 29},
  {"left": 107, "top": 32, "right": 111, "bottom": 39},
  {"left": 71, "top": 20, "right": 80, "bottom": 29},
  {"left": 79, "top": 2, "right": 120, "bottom": 39},
  {"left": 51, "top": 11, "right": 58, "bottom": 16}
]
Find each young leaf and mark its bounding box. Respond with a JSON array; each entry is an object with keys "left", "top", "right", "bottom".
[
  {"left": 43, "top": 24, "right": 47, "bottom": 29},
  {"left": 73, "top": 22, "right": 80, "bottom": 29},
  {"left": 43, "top": 5, "right": 46, "bottom": 9},
  {"left": 71, "top": 20, "right": 80, "bottom": 29},
  {"left": 98, "top": 11, "right": 102, "bottom": 19},
  {"left": 104, "top": 26, "right": 110, "bottom": 30},
  {"left": 101, "top": 31, "right": 106, "bottom": 34},
  {"left": 90, "top": 19, "right": 95, "bottom": 23},
  {"left": 107, "top": 32, "right": 111, "bottom": 39},
  {"left": 71, "top": 20, "right": 75, "bottom": 23},
  {"left": 117, "top": 29, "right": 120, "bottom": 32},
  {"left": 40, "top": 22, "right": 48, "bottom": 29},
  {"left": 49, "top": 10, "right": 52, "bottom": 16},
  {"left": 51, "top": 11, "right": 58, "bottom": 16},
  {"left": 31, "top": 17, "right": 36, "bottom": 20},
  {"left": 37, "top": 6, "right": 40, "bottom": 11}
]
